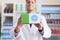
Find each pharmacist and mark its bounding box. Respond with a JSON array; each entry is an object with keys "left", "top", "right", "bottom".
[{"left": 11, "top": 0, "right": 51, "bottom": 40}]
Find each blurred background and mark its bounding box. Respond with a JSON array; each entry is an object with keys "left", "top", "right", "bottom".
[{"left": 0, "top": 0, "right": 60, "bottom": 40}]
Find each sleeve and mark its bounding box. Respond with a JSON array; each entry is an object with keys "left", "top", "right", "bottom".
[
  {"left": 10, "top": 15, "right": 22, "bottom": 39},
  {"left": 10, "top": 28, "right": 15, "bottom": 39},
  {"left": 38, "top": 27, "right": 44, "bottom": 35},
  {"left": 42, "top": 16, "right": 51, "bottom": 38},
  {"left": 10, "top": 27, "right": 21, "bottom": 39},
  {"left": 10, "top": 28, "right": 16, "bottom": 39}
]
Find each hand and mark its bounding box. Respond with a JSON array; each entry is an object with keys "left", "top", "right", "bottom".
[{"left": 34, "top": 22, "right": 42, "bottom": 30}]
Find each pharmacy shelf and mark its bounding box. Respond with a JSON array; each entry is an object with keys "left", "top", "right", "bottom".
[
  {"left": 1, "top": 27, "right": 13, "bottom": 29},
  {"left": 2, "top": 13, "right": 13, "bottom": 16},
  {"left": 52, "top": 34, "right": 60, "bottom": 36},
  {"left": 48, "top": 24, "right": 60, "bottom": 28},
  {"left": 42, "top": 5, "right": 60, "bottom": 37},
  {"left": 42, "top": 12, "right": 60, "bottom": 14},
  {"left": 1, "top": 27, "right": 14, "bottom": 33},
  {"left": 42, "top": 13, "right": 60, "bottom": 20},
  {"left": 48, "top": 24, "right": 60, "bottom": 26},
  {"left": 1, "top": 26, "right": 13, "bottom": 30},
  {"left": 46, "top": 18, "right": 60, "bottom": 19},
  {"left": 2, "top": 26, "right": 13, "bottom": 28}
]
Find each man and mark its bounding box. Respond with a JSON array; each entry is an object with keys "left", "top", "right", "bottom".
[{"left": 11, "top": 0, "right": 51, "bottom": 40}]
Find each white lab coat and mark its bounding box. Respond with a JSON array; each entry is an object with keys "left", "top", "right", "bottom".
[{"left": 11, "top": 14, "right": 51, "bottom": 40}]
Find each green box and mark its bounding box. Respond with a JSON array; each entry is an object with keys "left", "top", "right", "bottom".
[{"left": 21, "top": 13, "right": 29, "bottom": 24}]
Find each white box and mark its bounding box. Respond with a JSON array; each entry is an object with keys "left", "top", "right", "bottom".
[{"left": 29, "top": 13, "right": 40, "bottom": 24}]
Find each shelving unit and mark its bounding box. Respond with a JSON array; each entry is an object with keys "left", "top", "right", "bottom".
[
  {"left": 3, "top": 16, "right": 13, "bottom": 26},
  {"left": 1, "top": 2, "right": 25, "bottom": 40},
  {"left": 1, "top": 2, "right": 14, "bottom": 40},
  {"left": 41, "top": 5, "right": 60, "bottom": 40}
]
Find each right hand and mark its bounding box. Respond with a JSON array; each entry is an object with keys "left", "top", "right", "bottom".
[{"left": 14, "top": 17, "right": 23, "bottom": 33}]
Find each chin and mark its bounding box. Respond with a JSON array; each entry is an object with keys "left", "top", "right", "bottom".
[{"left": 29, "top": 9, "right": 33, "bottom": 10}]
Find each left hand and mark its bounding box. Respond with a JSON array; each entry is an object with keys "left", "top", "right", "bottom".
[{"left": 34, "top": 22, "right": 42, "bottom": 30}]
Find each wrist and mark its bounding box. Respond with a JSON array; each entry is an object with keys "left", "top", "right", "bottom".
[
  {"left": 38, "top": 27, "right": 43, "bottom": 32},
  {"left": 38, "top": 26, "right": 42, "bottom": 30},
  {"left": 14, "top": 28, "right": 20, "bottom": 33}
]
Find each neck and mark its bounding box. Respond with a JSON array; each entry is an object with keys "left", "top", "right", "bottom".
[{"left": 27, "top": 10, "right": 34, "bottom": 14}]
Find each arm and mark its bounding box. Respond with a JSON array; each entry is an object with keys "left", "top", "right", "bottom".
[
  {"left": 34, "top": 16, "right": 51, "bottom": 38},
  {"left": 10, "top": 17, "right": 23, "bottom": 38},
  {"left": 14, "top": 17, "right": 22, "bottom": 33},
  {"left": 42, "top": 16, "right": 51, "bottom": 38}
]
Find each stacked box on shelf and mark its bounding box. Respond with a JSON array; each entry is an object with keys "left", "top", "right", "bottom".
[
  {"left": 3, "top": 4, "right": 13, "bottom": 13},
  {"left": 48, "top": 36, "right": 59, "bottom": 40},
  {"left": 51, "top": 27, "right": 60, "bottom": 34},
  {"left": 50, "top": 13, "right": 60, "bottom": 18},
  {"left": 3, "top": 16, "right": 13, "bottom": 26},
  {"left": 2, "top": 29, "right": 12, "bottom": 40},
  {"left": 47, "top": 19, "right": 60, "bottom": 24},
  {"left": 15, "top": 4, "right": 41, "bottom": 13},
  {"left": 15, "top": 4, "right": 22, "bottom": 13},
  {"left": 43, "top": 36, "right": 59, "bottom": 40},
  {"left": 41, "top": 5, "right": 60, "bottom": 13},
  {"left": 42, "top": 13, "right": 50, "bottom": 19}
]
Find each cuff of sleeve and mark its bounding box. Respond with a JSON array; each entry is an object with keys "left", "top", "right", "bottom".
[
  {"left": 38, "top": 27, "right": 44, "bottom": 35},
  {"left": 14, "top": 30, "right": 19, "bottom": 37}
]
